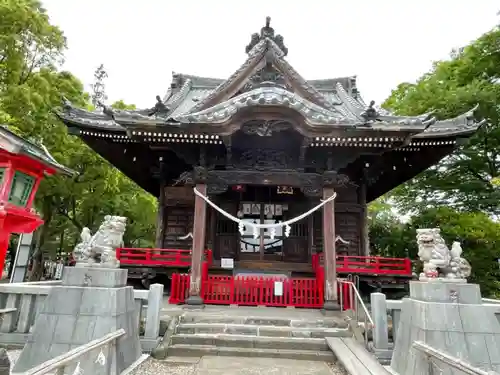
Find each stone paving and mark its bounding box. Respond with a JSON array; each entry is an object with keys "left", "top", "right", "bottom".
[
  {"left": 129, "top": 356, "right": 344, "bottom": 375},
  {"left": 6, "top": 297, "right": 346, "bottom": 374}
]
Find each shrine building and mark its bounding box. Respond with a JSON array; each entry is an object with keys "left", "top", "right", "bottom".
[{"left": 57, "top": 18, "right": 483, "bottom": 308}]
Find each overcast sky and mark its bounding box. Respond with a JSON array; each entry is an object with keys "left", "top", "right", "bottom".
[{"left": 42, "top": 0, "right": 499, "bottom": 109}]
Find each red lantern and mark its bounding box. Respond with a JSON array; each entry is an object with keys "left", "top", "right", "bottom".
[
  {"left": 0, "top": 127, "right": 74, "bottom": 276},
  {"left": 232, "top": 185, "right": 246, "bottom": 192}
]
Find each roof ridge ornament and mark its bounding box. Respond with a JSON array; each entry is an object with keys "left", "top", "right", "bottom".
[
  {"left": 360, "top": 100, "right": 380, "bottom": 123},
  {"left": 245, "top": 16, "right": 288, "bottom": 56}
]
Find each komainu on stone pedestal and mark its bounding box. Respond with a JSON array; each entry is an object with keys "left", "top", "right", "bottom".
[
  {"left": 416, "top": 228, "right": 471, "bottom": 281},
  {"left": 72, "top": 215, "right": 127, "bottom": 268}
]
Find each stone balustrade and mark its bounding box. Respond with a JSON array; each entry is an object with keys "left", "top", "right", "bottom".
[
  {"left": 0, "top": 281, "right": 164, "bottom": 352},
  {"left": 370, "top": 292, "right": 500, "bottom": 365},
  {"left": 10, "top": 329, "right": 127, "bottom": 375}
]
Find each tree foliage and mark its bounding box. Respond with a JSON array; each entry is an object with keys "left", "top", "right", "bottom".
[
  {"left": 367, "top": 24, "right": 500, "bottom": 297},
  {"left": 383, "top": 26, "right": 500, "bottom": 215},
  {"left": 0, "top": 0, "right": 156, "bottom": 279}
]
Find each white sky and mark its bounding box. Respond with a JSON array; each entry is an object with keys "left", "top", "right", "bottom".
[{"left": 42, "top": 0, "right": 499, "bottom": 109}]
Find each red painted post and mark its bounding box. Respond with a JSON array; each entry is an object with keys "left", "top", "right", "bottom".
[{"left": 201, "top": 261, "right": 209, "bottom": 300}]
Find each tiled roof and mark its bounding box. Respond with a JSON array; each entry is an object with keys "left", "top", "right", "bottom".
[
  {"left": 56, "top": 22, "right": 484, "bottom": 139},
  {"left": 0, "top": 126, "right": 75, "bottom": 175}
]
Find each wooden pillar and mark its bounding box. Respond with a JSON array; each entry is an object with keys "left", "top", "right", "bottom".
[
  {"left": 154, "top": 174, "right": 166, "bottom": 249},
  {"left": 207, "top": 195, "right": 216, "bottom": 255},
  {"left": 187, "top": 183, "right": 207, "bottom": 306},
  {"left": 359, "top": 179, "right": 370, "bottom": 257},
  {"left": 307, "top": 200, "right": 315, "bottom": 260},
  {"left": 322, "top": 187, "right": 340, "bottom": 310}
]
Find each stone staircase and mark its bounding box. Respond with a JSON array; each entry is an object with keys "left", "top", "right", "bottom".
[{"left": 159, "top": 310, "right": 352, "bottom": 363}]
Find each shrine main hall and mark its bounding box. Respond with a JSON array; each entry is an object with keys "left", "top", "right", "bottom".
[{"left": 57, "top": 18, "right": 482, "bottom": 308}]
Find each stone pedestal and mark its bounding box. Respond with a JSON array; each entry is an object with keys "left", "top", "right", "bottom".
[
  {"left": 0, "top": 349, "right": 10, "bottom": 375},
  {"left": 390, "top": 281, "right": 500, "bottom": 374},
  {"left": 13, "top": 267, "right": 141, "bottom": 375}
]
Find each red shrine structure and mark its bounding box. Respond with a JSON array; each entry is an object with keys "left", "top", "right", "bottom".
[
  {"left": 0, "top": 126, "right": 74, "bottom": 276},
  {"left": 57, "top": 18, "right": 482, "bottom": 308}
]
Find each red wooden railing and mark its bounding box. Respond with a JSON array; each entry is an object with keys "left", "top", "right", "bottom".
[
  {"left": 169, "top": 273, "right": 190, "bottom": 304},
  {"left": 311, "top": 254, "right": 412, "bottom": 276},
  {"left": 203, "top": 275, "right": 323, "bottom": 307},
  {"left": 117, "top": 247, "right": 410, "bottom": 277},
  {"left": 170, "top": 259, "right": 325, "bottom": 308},
  {"left": 116, "top": 248, "right": 213, "bottom": 267}
]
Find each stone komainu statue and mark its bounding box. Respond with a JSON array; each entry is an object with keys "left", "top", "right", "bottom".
[
  {"left": 72, "top": 215, "right": 127, "bottom": 268},
  {"left": 416, "top": 228, "right": 472, "bottom": 281}
]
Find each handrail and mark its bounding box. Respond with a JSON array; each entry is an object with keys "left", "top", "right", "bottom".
[
  {"left": 338, "top": 279, "right": 374, "bottom": 327},
  {"left": 412, "top": 341, "right": 500, "bottom": 375},
  {"left": 338, "top": 278, "right": 374, "bottom": 347},
  {"left": 482, "top": 298, "right": 500, "bottom": 304},
  {"left": 12, "top": 329, "right": 125, "bottom": 375}
]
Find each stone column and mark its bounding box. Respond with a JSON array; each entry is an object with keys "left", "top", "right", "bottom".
[
  {"left": 187, "top": 183, "right": 207, "bottom": 306},
  {"left": 322, "top": 187, "right": 340, "bottom": 310}
]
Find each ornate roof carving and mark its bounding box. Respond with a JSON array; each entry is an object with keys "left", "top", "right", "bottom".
[
  {"left": 172, "top": 86, "right": 433, "bottom": 131},
  {"left": 245, "top": 17, "right": 288, "bottom": 56},
  {"left": 173, "top": 86, "right": 352, "bottom": 125}
]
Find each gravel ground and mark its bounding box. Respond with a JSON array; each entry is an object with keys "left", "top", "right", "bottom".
[
  {"left": 129, "top": 357, "right": 345, "bottom": 375},
  {"left": 327, "top": 362, "right": 347, "bottom": 375},
  {"left": 128, "top": 359, "right": 196, "bottom": 375}
]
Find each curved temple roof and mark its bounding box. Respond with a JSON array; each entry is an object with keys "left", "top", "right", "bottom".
[
  {"left": 0, "top": 126, "right": 75, "bottom": 176},
  {"left": 56, "top": 18, "right": 484, "bottom": 140}
]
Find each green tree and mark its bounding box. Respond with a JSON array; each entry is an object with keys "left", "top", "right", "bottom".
[
  {"left": 0, "top": 0, "right": 156, "bottom": 279},
  {"left": 368, "top": 198, "right": 414, "bottom": 259},
  {"left": 383, "top": 26, "right": 500, "bottom": 215}
]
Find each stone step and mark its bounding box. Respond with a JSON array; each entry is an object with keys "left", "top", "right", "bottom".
[
  {"left": 176, "top": 322, "right": 351, "bottom": 338},
  {"left": 179, "top": 313, "right": 346, "bottom": 328},
  {"left": 167, "top": 344, "right": 336, "bottom": 362},
  {"left": 171, "top": 333, "right": 330, "bottom": 351}
]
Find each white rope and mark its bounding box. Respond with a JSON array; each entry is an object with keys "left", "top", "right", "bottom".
[
  {"left": 193, "top": 187, "right": 336, "bottom": 236},
  {"left": 177, "top": 232, "right": 193, "bottom": 240}
]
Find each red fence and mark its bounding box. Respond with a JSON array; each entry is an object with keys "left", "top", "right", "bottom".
[
  {"left": 203, "top": 275, "right": 323, "bottom": 307},
  {"left": 116, "top": 248, "right": 213, "bottom": 267},
  {"left": 117, "top": 247, "right": 411, "bottom": 277},
  {"left": 312, "top": 254, "right": 412, "bottom": 276},
  {"left": 169, "top": 260, "right": 325, "bottom": 308},
  {"left": 169, "top": 273, "right": 190, "bottom": 304}
]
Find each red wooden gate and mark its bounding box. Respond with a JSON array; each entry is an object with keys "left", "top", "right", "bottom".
[
  {"left": 203, "top": 275, "right": 323, "bottom": 307},
  {"left": 169, "top": 260, "right": 325, "bottom": 308}
]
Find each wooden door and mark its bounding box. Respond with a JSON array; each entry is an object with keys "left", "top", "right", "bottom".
[
  {"left": 335, "top": 212, "right": 361, "bottom": 256},
  {"left": 163, "top": 206, "right": 194, "bottom": 250},
  {"left": 283, "top": 203, "right": 309, "bottom": 262},
  {"left": 214, "top": 201, "right": 239, "bottom": 260}
]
